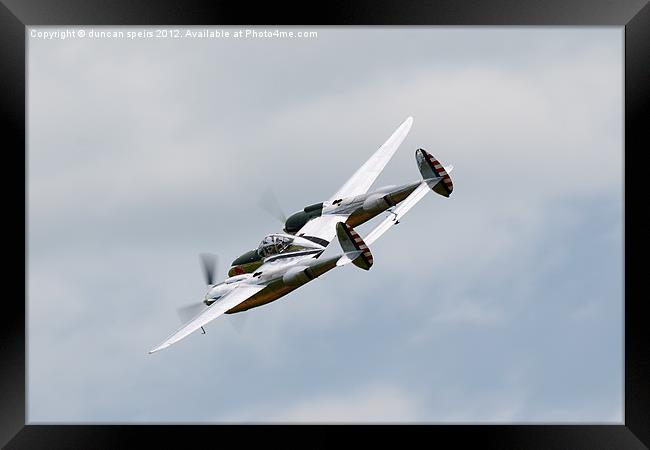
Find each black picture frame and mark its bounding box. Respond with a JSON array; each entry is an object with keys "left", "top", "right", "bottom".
[{"left": 2, "top": 0, "right": 648, "bottom": 448}]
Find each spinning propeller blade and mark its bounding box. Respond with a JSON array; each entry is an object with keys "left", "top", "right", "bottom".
[
  {"left": 258, "top": 190, "right": 287, "bottom": 224},
  {"left": 175, "top": 252, "right": 219, "bottom": 325},
  {"left": 199, "top": 253, "right": 218, "bottom": 285}
]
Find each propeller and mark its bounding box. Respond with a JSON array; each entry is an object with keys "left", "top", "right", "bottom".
[
  {"left": 199, "top": 253, "right": 218, "bottom": 285},
  {"left": 175, "top": 252, "right": 219, "bottom": 324},
  {"left": 258, "top": 189, "right": 287, "bottom": 224}
]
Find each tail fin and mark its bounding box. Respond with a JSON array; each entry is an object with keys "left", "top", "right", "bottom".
[
  {"left": 415, "top": 148, "right": 454, "bottom": 197},
  {"left": 335, "top": 222, "right": 373, "bottom": 270}
]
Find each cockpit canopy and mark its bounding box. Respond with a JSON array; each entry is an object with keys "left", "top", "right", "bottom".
[{"left": 257, "top": 234, "right": 294, "bottom": 258}]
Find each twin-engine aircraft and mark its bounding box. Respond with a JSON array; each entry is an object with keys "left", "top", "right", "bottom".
[{"left": 149, "top": 117, "right": 454, "bottom": 354}]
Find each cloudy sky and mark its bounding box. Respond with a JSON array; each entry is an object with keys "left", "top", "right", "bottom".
[{"left": 27, "top": 26, "right": 623, "bottom": 423}]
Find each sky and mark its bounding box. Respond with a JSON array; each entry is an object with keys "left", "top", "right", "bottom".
[{"left": 27, "top": 26, "right": 623, "bottom": 423}]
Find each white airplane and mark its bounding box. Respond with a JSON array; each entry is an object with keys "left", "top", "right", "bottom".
[{"left": 149, "top": 117, "right": 454, "bottom": 354}]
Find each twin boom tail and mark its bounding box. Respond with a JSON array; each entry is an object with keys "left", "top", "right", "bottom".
[
  {"left": 335, "top": 222, "right": 373, "bottom": 270},
  {"left": 332, "top": 149, "right": 454, "bottom": 271},
  {"left": 415, "top": 148, "right": 454, "bottom": 197}
]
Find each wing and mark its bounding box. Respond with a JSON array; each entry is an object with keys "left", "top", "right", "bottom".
[
  {"left": 328, "top": 117, "right": 413, "bottom": 202},
  {"left": 296, "top": 117, "right": 413, "bottom": 247},
  {"left": 149, "top": 283, "right": 266, "bottom": 354},
  {"left": 294, "top": 214, "right": 347, "bottom": 247},
  {"left": 364, "top": 180, "right": 431, "bottom": 246}
]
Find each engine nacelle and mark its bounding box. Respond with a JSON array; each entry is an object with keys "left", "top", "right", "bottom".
[
  {"left": 284, "top": 202, "right": 324, "bottom": 234},
  {"left": 362, "top": 194, "right": 391, "bottom": 214},
  {"left": 205, "top": 283, "right": 231, "bottom": 304},
  {"left": 282, "top": 266, "right": 314, "bottom": 286}
]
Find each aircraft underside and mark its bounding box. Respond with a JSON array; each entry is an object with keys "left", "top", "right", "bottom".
[{"left": 225, "top": 255, "right": 341, "bottom": 313}]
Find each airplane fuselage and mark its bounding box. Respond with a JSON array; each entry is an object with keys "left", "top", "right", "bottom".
[
  {"left": 227, "top": 181, "right": 421, "bottom": 278},
  {"left": 218, "top": 181, "right": 422, "bottom": 314},
  {"left": 225, "top": 253, "right": 341, "bottom": 313}
]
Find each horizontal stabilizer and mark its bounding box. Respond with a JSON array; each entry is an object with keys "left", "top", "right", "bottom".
[{"left": 336, "top": 250, "right": 363, "bottom": 267}]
